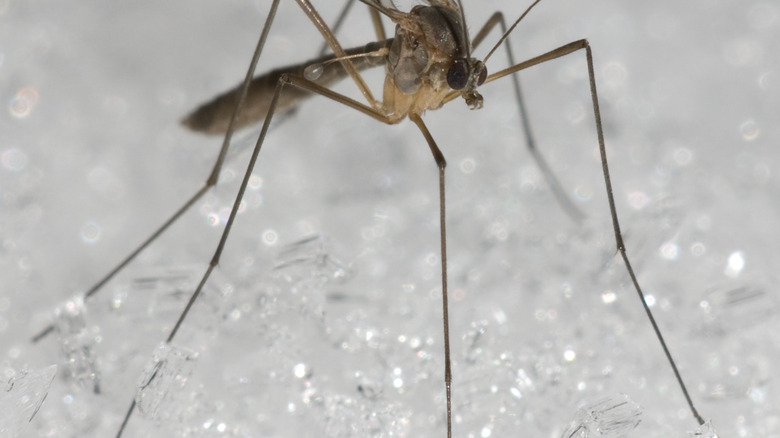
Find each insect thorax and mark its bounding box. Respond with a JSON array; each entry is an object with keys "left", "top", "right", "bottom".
[{"left": 382, "top": 5, "right": 471, "bottom": 121}]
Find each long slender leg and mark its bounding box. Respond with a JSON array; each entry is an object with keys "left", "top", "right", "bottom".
[
  {"left": 479, "top": 39, "right": 706, "bottom": 426},
  {"left": 114, "top": 0, "right": 392, "bottom": 431},
  {"left": 39, "top": 0, "right": 386, "bottom": 345},
  {"left": 579, "top": 41, "right": 706, "bottom": 426},
  {"left": 113, "top": 2, "right": 288, "bottom": 436},
  {"left": 470, "top": 12, "right": 585, "bottom": 222},
  {"left": 30, "top": 0, "right": 283, "bottom": 345},
  {"left": 56, "top": 1, "right": 430, "bottom": 435},
  {"left": 39, "top": 0, "right": 384, "bottom": 346},
  {"left": 317, "top": 0, "right": 357, "bottom": 56},
  {"left": 367, "top": 3, "right": 387, "bottom": 42},
  {"left": 316, "top": 0, "right": 385, "bottom": 56},
  {"left": 293, "top": 0, "right": 379, "bottom": 107},
  {"left": 114, "top": 58, "right": 460, "bottom": 433},
  {"left": 112, "top": 48, "right": 405, "bottom": 436},
  {"left": 409, "top": 114, "right": 452, "bottom": 438}
]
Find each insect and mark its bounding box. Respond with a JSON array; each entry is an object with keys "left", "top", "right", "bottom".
[{"left": 9, "top": 0, "right": 772, "bottom": 436}]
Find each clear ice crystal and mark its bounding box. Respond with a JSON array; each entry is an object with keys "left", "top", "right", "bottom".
[
  {"left": 321, "top": 392, "right": 410, "bottom": 438},
  {"left": 560, "top": 394, "right": 642, "bottom": 438},
  {"left": 135, "top": 343, "right": 198, "bottom": 420},
  {"left": 273, "top": 235, "right": 354, "bottom": 289},
  {"left": 688, "top": 420, "right": 719, "bottom": 438},
  {"left": 697, "top": 286, "right": 777, "bottom": 334},
  {"left": 125, "top": 265, "right": 202, "bottom": 318},
  {"left": 0, "top": 364, "right": 57, "bottom": 435},
  {"left": 54, "top": 295, "right": 87, "bottom": 334},
  {"left": 267, "top": 235, "right": 355, "bottom": 319},
  {"left": 54, "top": 296, "right": 101, "bottom": 393}
]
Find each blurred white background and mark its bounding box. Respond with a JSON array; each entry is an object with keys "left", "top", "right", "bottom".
[{"left": 1, "top": 0, "right": 778, "bottom": 436}]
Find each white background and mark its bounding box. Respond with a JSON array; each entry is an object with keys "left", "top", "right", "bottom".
[{"left": 1, "top": 0, "right": 778, "bottom": 436}]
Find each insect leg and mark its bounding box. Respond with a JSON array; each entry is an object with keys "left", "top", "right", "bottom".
[
  {"left": 316, "top": 0, "right": 385, "bottom": 56},
  {"left": 294, "top": 0, "right": 379, "bottom": 107},
  {"left": 471, "top": 11, "right": 585, "bottom": 222},
  {"left": 317, "top": 0, "right": 357, "bottom": 57},
  {"left": 29, "top": 0, "right": 284, "bottom": 346},
  {"left": 152, "top": 69, "right": 454, "bottom": 436},
  {"left": 115, "top": 56, "right": 405, "bottom": 434},
  {"left": 486, "top": 39, "right": 706, "bottom": 426},
  {"left": 113, "top": 2, "right": 292, "bottom": 436},
  {"left": 409, "top": 113, "right": 452, "bottom": 438}
]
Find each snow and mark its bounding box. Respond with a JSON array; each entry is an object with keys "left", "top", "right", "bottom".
[{"left": 1, "top": 0, "right": 778, "bottom": 436}]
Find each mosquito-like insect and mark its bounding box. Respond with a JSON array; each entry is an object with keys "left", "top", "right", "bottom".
[{"left": 23, "top": 0, "right": 718, "bottom": 436}]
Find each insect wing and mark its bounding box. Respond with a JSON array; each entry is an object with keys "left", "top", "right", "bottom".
[
  {"left": 358, "top": 0, "right": 406, "bottom": 20},
  {"left": 425, "top": 0, "right": 459, "bottom": 9}
]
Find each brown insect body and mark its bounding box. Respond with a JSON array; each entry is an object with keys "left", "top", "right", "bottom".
[
  {"left": 182, "top": 40, "right": 389, "bottom": 135},
  {"left": 382, "top": 4, "right": 481, "bottom": 122},
  {"left": 184, "top": 1, "right": 487, "bottom": 133}
]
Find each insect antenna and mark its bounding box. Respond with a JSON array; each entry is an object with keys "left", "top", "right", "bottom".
[{"left": 482, "top": 0, "right": 543, "bottom": 65}]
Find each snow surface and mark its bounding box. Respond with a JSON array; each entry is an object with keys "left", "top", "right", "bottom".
[{"left": 1, "top": 0, "right": 778, "bottom": 436}]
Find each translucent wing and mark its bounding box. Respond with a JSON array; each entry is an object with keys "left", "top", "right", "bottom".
[
  {"left": 433, "top": 0, "right": 471, "bottom": 57},
  {"left": 425, "top": 0, "right": 459, "bottom": 8},
  {"left": 358, "top": 0, "right": 406, "bottom": 20}
]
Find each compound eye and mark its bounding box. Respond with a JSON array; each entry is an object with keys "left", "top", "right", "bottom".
[
  {"left": 475, "top": 61, "right": 487, "bottom": 86},
  {"left": 447, "top": 59, "right": 469, "bottom": 90}
]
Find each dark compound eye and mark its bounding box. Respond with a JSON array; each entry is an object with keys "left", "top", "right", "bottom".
[
  {"left": 475, "top": 61, "right": 487, "bottom": 86},
  {"left": 447, "top": 59, "right": 469, "bottom": 90}
]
